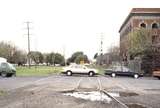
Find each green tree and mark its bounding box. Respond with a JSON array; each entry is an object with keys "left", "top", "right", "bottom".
[
  {"left": 29, "top": 51, "right": 44, "bottom": 64},
  {"left": 75, "top": 54, "right": 89, "bottom": 64},
  {"left": 45, "top": 52, "right": 64, "bottom": 66},
  {"left": 54, "top": 53, "right": 65, "bottom": 65},
  {"left": 128, "top": 28, "right": 152, "bottom": 58},
  {"left": 67, "top": 51, "right": 89, "bottom": 64},
  {"left": 48, "top": 52, "right": 55, "bottom": 65},
  {"left": 9, "top": 50, "right": 27, "bottom": 65},
  {"left": 43, "top": 53, "right": 50, "bottom": 65},
  {"left": 94, "top": 53, "right": 98, "bottom": 59},
  {"left": 128, "top": 28, "right": 153, "bottom": 74}
]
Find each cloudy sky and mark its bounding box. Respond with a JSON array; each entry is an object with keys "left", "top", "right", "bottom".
[{"left": 0, "top": 0, "right": 159, "bottom": 59}]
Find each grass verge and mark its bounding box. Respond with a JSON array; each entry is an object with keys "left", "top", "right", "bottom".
[{"left": 16, "top": 66, "right": 62, "bottom": 76}]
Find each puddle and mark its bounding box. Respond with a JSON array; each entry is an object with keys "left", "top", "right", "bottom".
[
  {"left": 119, "top": 92, "right": 139, "bottom": 97},
  {"left": 63, "top": 91, "right": 119, "bottom": 103},
  {"left": 145, "top": 89, "right": 160, "bottom": 91},
  {"left": 126, "top": 103, "right": 147, "bottom": 108}
]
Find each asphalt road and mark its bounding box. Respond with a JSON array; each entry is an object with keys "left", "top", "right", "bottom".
[
  {"left": 0, "top": 76, "right": 46, "bottom": 91},
  {"left": 0, "top": 75, "right": 160, "bottom": 108}
]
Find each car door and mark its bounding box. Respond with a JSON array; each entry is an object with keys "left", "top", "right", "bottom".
[
  {"left": 1, "top": 62, "right": 10, "bottom": 73},
  {"left": 114, "top": 66, "right": 123, "bottom": 75},
  {"left": 81, "top": 65, "right": 88, "bottom": 73},
  {"left": 121, "top": 67, "right": 131, "bottom": 76},
  {"left": 75, "top": 65, "right": 85, "bottom": 73},
  {"left": 71, "top": 65, "right": 79, "bottom": 73},
  {"left": 0, "top": 63, "right": 2, "bottom": 72}
]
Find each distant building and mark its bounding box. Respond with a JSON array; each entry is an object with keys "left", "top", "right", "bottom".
[
  {"left": 119, "top": 8, "right": 160, "bottom": 61},
  {"left": 96, "top": 53, "right": 110, "bottom": 65}
]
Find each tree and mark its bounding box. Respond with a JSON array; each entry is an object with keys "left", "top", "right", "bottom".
[
  {"left": 54, "top": 53, "right": 65, "bottom": 65},
  {"left": 9, "top": 50, "right": 27, "bottom": 65},
  {"left": 75, "top": 54, "right": 89, "bottom": 64},
  {"left": 67, "top": 51, "right": 89, "bottom": 64},
  {"left": 128, "top": 28, "right": 153, "bottom": 74},
  {"left": 29, "top": 51, "right": 44, "bottom": 64},
  {"left": 48, "top": 52, "right": 55, "bottom": 65},
  {"left": 128, "top": 28, "right": 152, "bottom": 58},
  {"left": 94, "top": 53, "right": 98, "bottom": 59},
  {"left": 0, "top": 41, "right": 27, "bottom": 65},
  {"left": 43, "top": 53, "right": 50, "bottom": 65},
  {"left": 43, "top": 52, "right": 64, "bottom": 66},
  {"left": 0, "top": 41, "right": 14, "bottom": 59}
]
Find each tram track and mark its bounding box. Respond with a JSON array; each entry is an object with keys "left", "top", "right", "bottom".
[
  {"left": 73, "top": 77, "right": 128, "bottom": 108},
  {"left": 96, "top": 77, "right": 128, "bottom": 108}
]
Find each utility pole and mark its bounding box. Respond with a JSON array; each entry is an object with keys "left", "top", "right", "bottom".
[
  {"left": 100, "top": 32, "right": 104, "bottom": 65},
  {"left": 25, "top": 21, "right": 32, "bottom": 68},
  {"left": 63, "top": 45, "right": 66, "bottom": 66}
]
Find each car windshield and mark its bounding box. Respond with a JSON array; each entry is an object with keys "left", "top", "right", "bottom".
[
  {"left": 111, "top": 66, "right": 132, "bottom": 72},
  {"left": 8, "top": 63, "right": 16, "bottom": 70}
]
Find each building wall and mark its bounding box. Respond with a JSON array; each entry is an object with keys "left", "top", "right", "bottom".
[{"left": 120, "top": 14, "right": 160, "bottom": 61}]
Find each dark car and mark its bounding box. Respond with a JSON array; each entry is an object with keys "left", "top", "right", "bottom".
[{"left": 104, "top": 66, "right": 143, "bottom": 79}]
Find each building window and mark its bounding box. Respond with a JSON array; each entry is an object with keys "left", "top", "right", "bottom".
[
  {"left": 152, "top": 35, "right": 159, "bottom": 44},
  {"left": 152, "top": 23, "right": 158, "bottom": 29},
  {"left": 140, "top": 23, "right": 146, "bottom": 28}
]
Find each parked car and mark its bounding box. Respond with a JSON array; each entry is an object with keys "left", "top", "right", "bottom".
[
  {"left": 0, "top": 62, "right": 16, "bottom": 77},
  {"left": 153, "top": 69, "right": 160, "bottom": 79},
  {"left": 62, "top": 64, "right": 98, "bottom": 76},
  {"left": 104, "top": 66, "right": 143, "bottom": 79}
]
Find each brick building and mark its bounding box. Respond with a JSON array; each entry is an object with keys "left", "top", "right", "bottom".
[{"left": 119, "top": 8, "right": 160, "bottom": 62}]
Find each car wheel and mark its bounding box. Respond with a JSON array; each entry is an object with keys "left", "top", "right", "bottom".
[
  {"left": 134, "top": 74, "right": 139, "bottom": 79},
  {"left": 1, "top": 72, "right": 7, "bottom": 77},
  {"left": 88, "top": 71, "right": 94, "bottom": 77},
  {"left": 111, "top": 73, "right": 116, "bottom": 77},
  {"left": 12, "top": 73, "right": 16, "bottom": 77},
  {"left": 66, "top": 71, "right": 72, "bottom": 76}
]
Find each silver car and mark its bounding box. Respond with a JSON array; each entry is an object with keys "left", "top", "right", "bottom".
[{"left": 62, "top": 64, "right": 98, "bottom": 76}]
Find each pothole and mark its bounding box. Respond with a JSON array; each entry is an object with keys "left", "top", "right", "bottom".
[
  {"left": 126, "top": 103, "right": 147, "bottom": 108},
  {"left": 63, "top": 90, "right": 119, "bottom": 103}
]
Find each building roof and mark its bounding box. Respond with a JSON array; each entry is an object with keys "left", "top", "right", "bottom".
[{"left": 119, "top": 8, "right": 160, "bottom": 33}]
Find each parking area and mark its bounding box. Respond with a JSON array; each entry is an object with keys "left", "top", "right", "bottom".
[{"left": 0, "top": 75, "right": 160, "bottom": 108}]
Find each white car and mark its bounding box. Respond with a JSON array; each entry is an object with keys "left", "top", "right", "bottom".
[{"left": 62, "top": 64, "right": 98, "bottom": 76}]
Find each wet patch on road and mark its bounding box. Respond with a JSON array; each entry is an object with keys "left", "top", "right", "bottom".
[
  {"left": 126, "top": 103, "right": 147, "bottom": 108},
  {"left": 62, "top": 90, "right": 120, "bottom": 103},
  {"left": 119, "top": 92, "right": 139, "bottom": 97},
  {"left": 145, "top": 89, "right": 160, "bottom": 91}
]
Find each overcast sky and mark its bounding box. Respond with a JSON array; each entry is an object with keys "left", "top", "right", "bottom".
[{"left": 0, "top": 0, "right": 160, "bottom": 59}]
